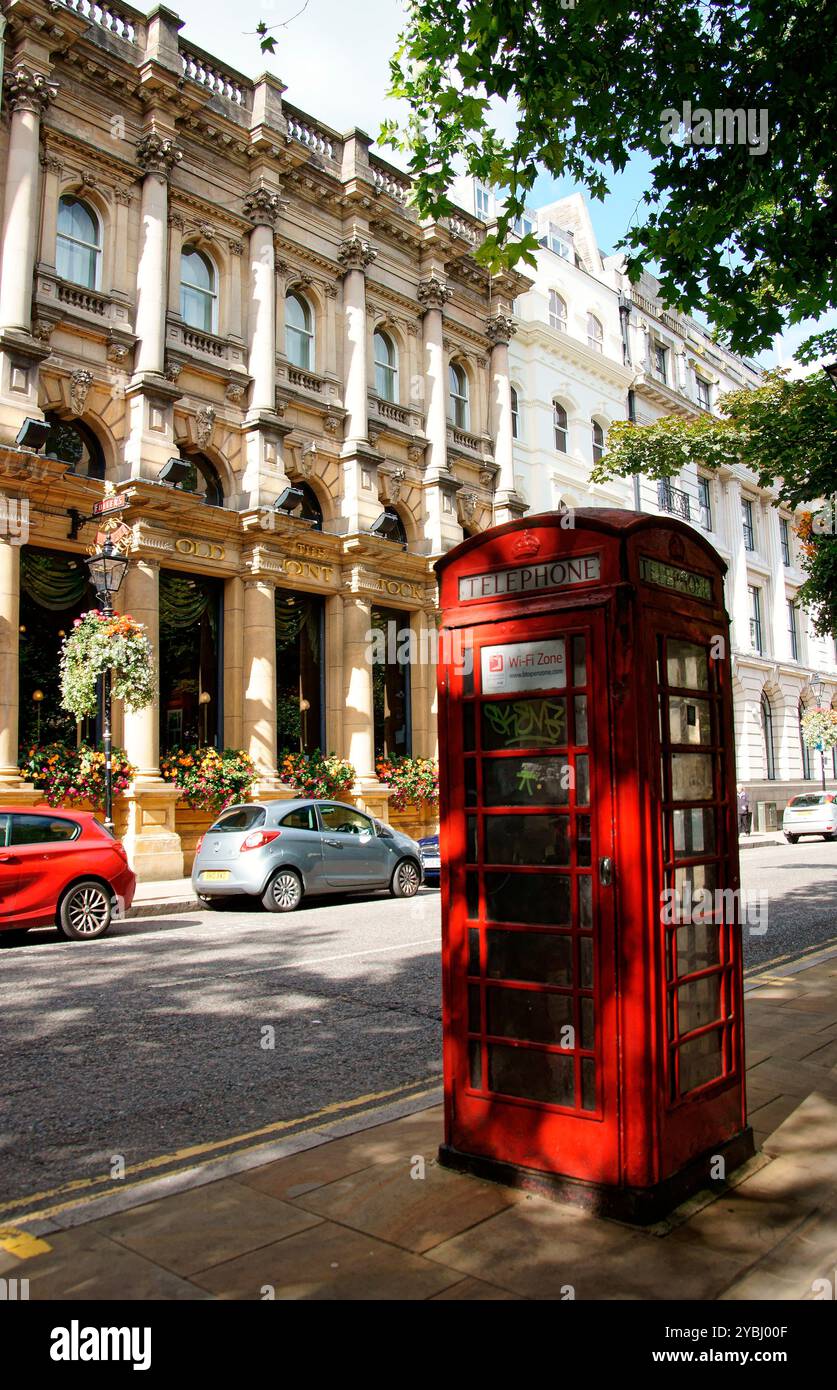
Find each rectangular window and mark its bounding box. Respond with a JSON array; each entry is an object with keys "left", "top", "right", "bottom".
[
  {"left": 749, "top": 585, "right": 764, "bottom": 654},
  {"left": 695, "top": 377, "right": 711, "bottom": 410},
  {"left": 547, "top": 223, "right": 573, "bottom": 259},
  {"left": 654, "top": 344, "right": 668, "bottom": 383},
  {"left": 371, "top": 606, "right": 412, "bottom": 759},
  {"left": 780, "top": 517, "right": 791, "bottom": 567},
  {"left": 741, "top": 498, "right": 755, "bottom": 551},
  {"left": 698, "top": 476, "right": 713, "bottom": 532},
  {"left": 475, "top": 185, "right": 491, "bottom": 220},
  {"left": 787, "top": 601, "right": 799, "bottom": 661}
]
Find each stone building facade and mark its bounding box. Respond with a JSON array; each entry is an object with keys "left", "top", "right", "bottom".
[{"left": 0, "top": 0, "right": 527, "bottom": 878}]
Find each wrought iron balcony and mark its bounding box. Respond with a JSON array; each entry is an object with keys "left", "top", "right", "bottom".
[{"left": 658, "top": 480, "right": 691, "bottom": 521}]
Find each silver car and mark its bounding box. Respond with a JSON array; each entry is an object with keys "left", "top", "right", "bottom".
[{"left": 192, "top": 799, "right": 424, "bottom": 913}]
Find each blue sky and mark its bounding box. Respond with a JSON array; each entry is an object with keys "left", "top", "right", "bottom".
[{"left": 172, "top": 0, "right": 836, "bottom": 370}]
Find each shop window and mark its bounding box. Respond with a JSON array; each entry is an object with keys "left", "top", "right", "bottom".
[
  {"left": 159, "top": 572, "right": 222, "bottom": 751},
  {"left": 44, "top": 413, "right": 105, "bottom": 480},
  {"left": 448, "top": 362, "right": 470, "bottom": 430},
  {"left": 373, "top": 329, "right": 398, "bottom": 402},
  {"left": 19, "top": 546, "right": 97, "bottom": 747},
  {"left": 761, "top": 693, "right": 776, "bottom": 780},
  {"left": 799, "top": 701, "right": 813, "bottom": 778},
  {"left": 371, "top": 605, "right": 412, "bottom": 759},
  {"left": 176, "top": 452, "right": 224, "bottom": 507},
  {"left": 275, "top": 590, "right": 324, "bottom": 757},
  {"left": 180, "top": 246, "right": 217, "bottom": 333},
  {"left": 56, "top": 196, "right": 101, "bottom": 290},
  {"left": 285, "top": 291, "right": 314, "bottom": 369}
]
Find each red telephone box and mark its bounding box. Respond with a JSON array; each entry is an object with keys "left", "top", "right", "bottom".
[{"left": 435, "top": 510, "right": 754, "bottom": 1223}]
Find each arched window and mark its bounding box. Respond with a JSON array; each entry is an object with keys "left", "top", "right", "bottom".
[
  {"left": 373, "top": 329, "right": 398, "bottom": 402},
  {"left": 177, "top": 452, "right": 224, "bottom": 508},
  {"left": 180, "top": 246, "right": 217, "bottom": 333},
  {"left": 56, "top": 196, "right": 101, "bottom": 289},
  {"left": 587, "top": 312, "right": 603, "bottom": 352},
  {"left": 548, "top": 291, "right": 567, "bottom": 332},
  {"left": 285, "top": 292, "right": 314, "bottom": 369},
  {"left": 297, "top": 481, "right": 323, "bottom": 531},
  {"left": 511, "top": 387, "right": 520, "bottom": 440},
  {"left": 799, "top": 700, "right": 813, "bottom": 778},
  {"left": 448, "top": 362, "right": 470, "bottom": 430},
  {"left": 553, "top": 401, "right": 568, "bottom": 453},
  {"left": 44, "top": 413, "right": 105, "bottom": 480},
  {"left": 592, "top": 420, "right": 605, "bottom": 465},
  {"left": 761, "top": 692, "right": 776, "bottom": 780}
]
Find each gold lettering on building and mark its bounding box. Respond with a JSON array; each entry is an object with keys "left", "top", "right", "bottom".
[
  {"left": 285, "top": 559, "right": 333, "bottom": 582},
  {"left": 175, "top": 538, "right": 226, "bottom": 561}
]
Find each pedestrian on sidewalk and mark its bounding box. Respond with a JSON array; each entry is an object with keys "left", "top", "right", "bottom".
[{"left": 737, "top": 784, "right": 752, "bottom": 836}]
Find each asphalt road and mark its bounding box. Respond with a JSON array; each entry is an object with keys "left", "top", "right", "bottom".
[
  {"left": 0, "top": 888, "right": 443, "bottom": 1213},
  {"left": 0, "top": 837, "right": 834, "bottom": 1214}
]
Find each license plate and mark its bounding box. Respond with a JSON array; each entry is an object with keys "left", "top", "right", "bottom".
[{"left": 201, "top": 870, "right": 231, "bottom": 881}]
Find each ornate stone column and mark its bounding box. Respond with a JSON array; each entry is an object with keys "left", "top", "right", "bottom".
[
  {"left": 134, "top": 130, "right": 182, "bottom": 376},
  {"left": 765, "top": 501, "right": 791, "bottom": 661},
  {"left": 418, "top": 273, "right": 463, "bottom": 553},
  {"left": 339, "top": 232, "right": 376, "bottom": 445},
  {"left": 124, "top": 129, "right": 183, "bottom": 483},
  {"left": 241, "top": 181, "right": 290, "bottom": 509},
  {"left": 325, "top": 592, "right": 344, "bottom": 756},
  {"left": 0, "top": 535, "right": 23, "bottom": 787},
  {"left": 488, "top": 312, "right": 527, "bottom": 524},
  {"left": 342, "top": 592, "right": 376, "bottom": 783},
  {"left": 242, "top": 578, "right": 279, "bottom": 789},
  {"left": 338, "top": 231, "right": 380, "bottom": 533},
  {"left": 0, "top": 65, "right": 53, "bottom": 332},
  {"left": 0, "top": 64, "right": 54, "bottom": 437},
  {"left": 223, "top": 576, "right": 245, "bottom": 750},
  {"left": 121, "top": 557, "right": 183, "bottom": 881},
  {"left": 418, "top": 273, "right": 451, "bottom": 479}
]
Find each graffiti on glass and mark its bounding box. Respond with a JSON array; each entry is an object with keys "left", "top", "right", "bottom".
[{"left": 483, "top": 698, "right": 567, "bottom": 749}]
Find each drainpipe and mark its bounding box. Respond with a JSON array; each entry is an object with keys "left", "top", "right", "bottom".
[{"left": 628, "top": 388, "right": 642, "bottom": 512}]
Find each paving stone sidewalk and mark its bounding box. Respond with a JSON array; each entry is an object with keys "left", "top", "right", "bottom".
[{"left": 5, "top": 949, "right": 837, "bottom": 1301}]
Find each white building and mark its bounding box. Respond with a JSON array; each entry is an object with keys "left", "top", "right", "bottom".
[{"left": 453, "top": 180, "right": 837, "bottom": 826}]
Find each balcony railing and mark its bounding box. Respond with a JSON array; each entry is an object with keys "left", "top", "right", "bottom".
[
  {"left": 658, "top": 480, "right": 691, "bottom": 521},
  {"left": 55, "top": 0, "right": 140, "bottom": 44}
]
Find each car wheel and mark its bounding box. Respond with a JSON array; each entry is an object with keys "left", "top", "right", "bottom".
[
  {"left": 58, "top": 881, "right": 113, "bottom": 940},
  {"left": 824, "top": 832, "right": 837, "bottom": 842},
  {"left": 262, "top": 868, "right": 303, "bottom": 913},
  {"left": 391, "top": 858, "right": 421, "bottom": 898},
  {"left": 784, "top": 833, "right": 799, "bottom": 844}
]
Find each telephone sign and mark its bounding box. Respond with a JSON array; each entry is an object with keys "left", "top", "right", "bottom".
[{"left": 435, "top": 509, "right": 753, "bottom": 1224}]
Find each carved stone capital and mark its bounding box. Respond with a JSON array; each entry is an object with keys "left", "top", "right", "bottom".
[
  {"left": 243, "top": 182, "right": 285, "bottom": 227},
  {"left": 4, "top": 66, "right": 55, "bottom": 115},
  {"left": 136, "top": 131, "right": 183, "bottom": 178},
  {"left": 486, "top": 313, "right": 517, "bottom": 346},
  {"left": 338, "top": 235, "right": 378, "bottom": 273},
  {"left": 417, "top": 275, "right": 452, "bottom": 312}
]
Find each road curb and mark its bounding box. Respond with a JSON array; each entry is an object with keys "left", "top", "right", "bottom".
[
  {"left": 126, "top": 895, "right": 202, "bottom": 918},
  {"left": 11, "top": 1082, "right": 444, "bottom": 1238}
]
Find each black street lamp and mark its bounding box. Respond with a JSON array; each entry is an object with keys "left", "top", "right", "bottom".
[
  {"left": 823, "top": 361, "right": 837, "bottom": 392},
  {"left": 809, "top": 676, "right": 829, "bottom": 793},
  {"left": 85, "top": 538, "right": 129, "bottom": 832}
]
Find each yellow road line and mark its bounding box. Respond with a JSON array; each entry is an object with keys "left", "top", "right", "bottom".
[
  {"left": 0, "top": 1228, "right": 52, "bottom": 1258},
  {"left": 745, "top": 934, "right": 837, "bottom": 979},
  {"left": 1, "top": 1076, "right": 441, "bottom": 1225}
]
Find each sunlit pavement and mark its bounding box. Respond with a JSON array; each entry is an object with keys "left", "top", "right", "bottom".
[{"left": 0, "top": 838, "right": 834, "bottom": 1216}]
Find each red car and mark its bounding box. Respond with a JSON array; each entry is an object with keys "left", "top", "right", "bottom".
[{"left": 0, "top": 807, "right": 136, "bottom": 943}]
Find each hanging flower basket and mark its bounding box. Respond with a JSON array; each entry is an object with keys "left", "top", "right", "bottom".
[
  {"left": 376, "top": 755, "right": 439, "bottom": 811},
  {"left": 60, "top": 611, "right": 155, "bottom": 720},
  {"left": 19, "top": 742, "right": 135, "bottom": 809},
  {"left": 801, "top": 706, "right": 837, "bottom": 752},
  {"left": 280, "top": 750, "right": 356, "bottom": 800},
  {"left": 160, "top": 747, "right": 258, "bottom": 812}
]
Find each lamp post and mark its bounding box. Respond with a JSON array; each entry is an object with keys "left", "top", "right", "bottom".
[
  {"left": 85, "top": 538, "right": 129, "bottom": 832},
  {"left": 32, "top": 689, "right": 44, "bottom": 742},
  {"left": 199, "top": 689, "right": 211, "bottom": 747},
  {"left": 823, "top": 361, "right": 837, "bottom": 392},
  {"left": 810, "top": 676, "right": 828, "bottom": 793}
]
